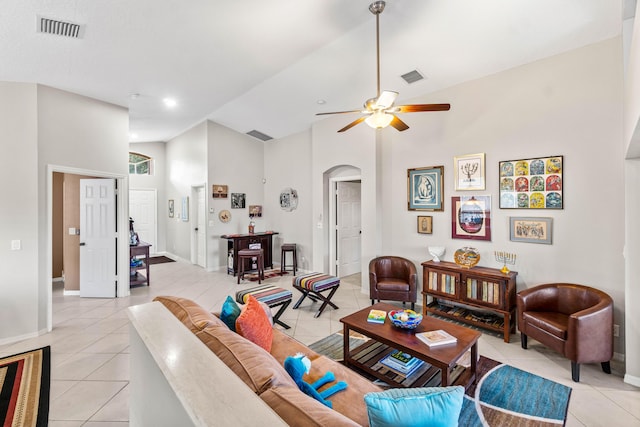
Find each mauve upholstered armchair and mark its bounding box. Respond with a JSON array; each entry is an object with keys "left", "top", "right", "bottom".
[
  {"left": 517, "top": 283, "right": 614, "bottom": 382},
  {"left": 369, "top": 256, "right": 417, "bottom": 310}
]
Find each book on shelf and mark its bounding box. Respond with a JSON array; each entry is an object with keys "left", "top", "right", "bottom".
[
  {"left": 367, "top": 309, "right": 387, "bottom": 324},
  {"left": 379, "top": 350, "right": 425, "bottom": 376},
  {"left": 416, "top": 330, "right": 457, "bottom": 347}
]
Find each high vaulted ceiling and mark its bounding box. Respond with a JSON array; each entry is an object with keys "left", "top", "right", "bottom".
[{"left": 0, "top": 1, "right": 626, "bottom": 143}]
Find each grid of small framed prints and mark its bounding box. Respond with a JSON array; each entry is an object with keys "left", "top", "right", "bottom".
[{"left": 498, "top": 155, "right": 563, "bottom": 209}]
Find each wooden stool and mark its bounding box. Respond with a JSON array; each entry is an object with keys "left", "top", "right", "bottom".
[
  {"left": 236, "top": 285, "right": 293, "bottom": 329},
  {"left": 280, "top": 243, "right": 297, "bottom": 275},
  {"left": 237, "top": 248, "right": 264, "bottom": 284},
  {"left": 292, "top": 272, "right": 340, "bottom": 318}
]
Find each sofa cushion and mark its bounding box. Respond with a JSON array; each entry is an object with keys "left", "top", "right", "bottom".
[
  {"left": 220, "top": 295, "right": 242, "bottom": 331},
  {"left": 269, "top": 328, "right": 322, "bottom": 365},
  {"left": 260, "top": 386, "right": 360, "bottom": 427},
  {"left": 363, "top": 386, "right": 464, "bottom": 427},
  {"left": 522, "top": 311, "right": 568, "bottom": 340},
  {"left": 236, "top": 295, "right": 273, "bottom": 351},
  {"left": 154, "top": 295, "right": 222, "bottom": 332},
  {"left": 195, "top": 322, "right": 295, "bottom": 394}
]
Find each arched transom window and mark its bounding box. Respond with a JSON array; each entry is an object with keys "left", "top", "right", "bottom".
[{"left": 129, "top": 152, "right": 152, "bottom": 175}]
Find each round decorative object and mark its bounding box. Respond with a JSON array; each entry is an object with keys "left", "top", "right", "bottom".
[
  {"left": 218, "top": 209, "right": 231, "bottom": 223},
  {"left": 388, "top": 309, "right": 423, "bottom": 330},
  {"left": 454, "top": 247, "right": 480, "bottom": 268}
]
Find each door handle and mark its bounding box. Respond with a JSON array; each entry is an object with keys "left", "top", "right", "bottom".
[
  {"left": 79, "top": 242, "right": 86, "bottom": 246},
  {"left": 194, "top": 227, "right": 199, "bottom": 232}
]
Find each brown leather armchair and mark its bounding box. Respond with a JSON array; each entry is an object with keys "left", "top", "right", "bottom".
[
  {"left": 517, "top": 283, "right": 613, "bottom": 382},
  {"left": 369, "top": 256, "right": 417, "bottom": 310}
]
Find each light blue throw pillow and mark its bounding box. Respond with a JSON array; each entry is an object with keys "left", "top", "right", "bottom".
[
  {"left": 364, "top": 386, "right": 464, "bottom": 427},
  {"left": 220, "top": 295, "right": 241, "bottom": 332}
]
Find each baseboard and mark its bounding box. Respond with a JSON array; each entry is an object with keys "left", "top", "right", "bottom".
[
  {"left": 63, "top": 290, "right": 80, "bottom": 296},
  {"left": 624, "top": 373, "right": 640, "bottom": 387},
  {"left": 0, "top": 329, "right": 45, "bottom": 346},
  {"left": 613, "top": 352, "right": 625, "bottom": 362}
]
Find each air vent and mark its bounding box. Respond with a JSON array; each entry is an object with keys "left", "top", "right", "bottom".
[
  {"left": 400, "top": 70, "right": 424, "bottom": 84},
  {"left": 247, "top": 130, "right": 273, "bottom": 141},
  {"left": 37, "top": 16, "right": 83, "bottom": 38}
]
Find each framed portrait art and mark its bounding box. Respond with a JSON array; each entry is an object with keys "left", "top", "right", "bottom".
[
  {"left": 407, "top": 166, "right": 444, "bottom": 211},
  {"left": 168, "top": 199, "right": 174, "bottom": 218},
  {"left": 451, "top": 195, "right": 491, "bottom": 241},
  {"left": 417, "top": 216, "right": 433, "bottom": 234},
  {"left": 509, "top": 217, "right": 552, "bottom": 244},
  {"left": 499, "top": 155, "right": 563, "bottom": 209},
  {"left": 454, "top": 153, "right": 485, "bottom": 191}
]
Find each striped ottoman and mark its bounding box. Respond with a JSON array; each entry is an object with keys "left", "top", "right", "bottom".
[
  {"left": 292, "top": 273, "right": 340, "bottom": 318},
  {"left": 235, "top": 285, "right": 293, "bottom": 329}
]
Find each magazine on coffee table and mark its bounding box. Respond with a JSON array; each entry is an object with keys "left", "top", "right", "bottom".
[
  {"left": 380, "top": 350, "right": 425, "bottom": 376},
  {"left": 416, "top": 330, "right": 457, "bottom": 347}
]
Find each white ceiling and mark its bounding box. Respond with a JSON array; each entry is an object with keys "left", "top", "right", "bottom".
[{"left": 0, "top": 0, "right": 625, "bottom": 142}]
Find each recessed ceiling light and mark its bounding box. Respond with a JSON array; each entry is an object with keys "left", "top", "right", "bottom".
[
  {"left": 163, "top": 97, "right": 177, "bottom": 108},
  {"left": 317, "top": 99, "right": 326, "bottom": 105},
  {"left": 129, "top": 132, "right": 139, "bottom": 140}
]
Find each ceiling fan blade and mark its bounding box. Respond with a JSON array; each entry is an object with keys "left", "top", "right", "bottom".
[
  {"left": 338, "top": 116, "right": 367, "bottom": 133},
  {"left": 316, "top": 109, "right": 363, "bottom": 116},
  {"left": 389, "top": 115, "right": 409, "bottom": 132},
  {"left": 375, "top": 91, "right": 398, "bottom": 109},
  {"left": 396, "top": 103, "right": 451, "bottom": 113}
]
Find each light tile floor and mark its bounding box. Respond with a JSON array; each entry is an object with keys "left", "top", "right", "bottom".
[{"left": 1, "top": 260, "right": 638, "bottom": 426}]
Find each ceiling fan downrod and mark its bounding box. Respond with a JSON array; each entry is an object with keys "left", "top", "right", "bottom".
[{"left": 369, "top": 1, "right": 385, "bottom": 98}]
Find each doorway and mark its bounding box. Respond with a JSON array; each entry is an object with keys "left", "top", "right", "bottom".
[
  {"left": 328, "top": 175, "right": 362, "bottom": 277},
  {"left": 191, "top": 185, "right": 206, "bottom": 268},
  {"left": 129, "top": 189, "right": 157, "bottom": 254}
]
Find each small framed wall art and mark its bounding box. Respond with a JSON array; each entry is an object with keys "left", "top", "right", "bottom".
[
  {"left": 454, "top": 153, "right": 485, "bottom": 191},
  {"left": 280, "top": 188, "right": 298, "bottom": 211},
  {"left": 212, "top": 184, "right": 228, "bottom": 198},
  {"left": 231, "top": 193, "right": 246, "bottom": 209},
  {"left": 509, "top": 217, "right": 552, "bottom": 244},
  {"left": 451, "top": 195, "right": 491, "bottom": 241},
  {"left": 499, "top": 155, "right": 563, "bottom": 209},
  {"left": 168, "top": 199, "right": 174, "bottom": 218},
  {"left": 417, "top": 216, "right": 433, "bottom": 234},
  {"left": 249, "top": 205, "right": 262, "bottom": 218},
  {"left": 181, "top": 196, "right": 189, "bottom": 221},
  {"left": 407, "top": 166, "right": 444, "bottom": 211}
]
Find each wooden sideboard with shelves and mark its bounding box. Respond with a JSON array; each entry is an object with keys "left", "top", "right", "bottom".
[{"left": 421, "top": 260, "right": 517, "bottom": 342}]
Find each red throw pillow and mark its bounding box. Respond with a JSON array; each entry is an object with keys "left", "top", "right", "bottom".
[{"left": 235, "top": 295, "right": 273, "bottom": 351}]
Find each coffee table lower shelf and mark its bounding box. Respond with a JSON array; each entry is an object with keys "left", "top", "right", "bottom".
[{"left": 346, "top": 339, "right": 469, "bottom": 389}]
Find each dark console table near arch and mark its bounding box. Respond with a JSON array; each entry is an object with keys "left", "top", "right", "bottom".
[{"left": 221, "top": 232, "right": 279, "bottom": 276}]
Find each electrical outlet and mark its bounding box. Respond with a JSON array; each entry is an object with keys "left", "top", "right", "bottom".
[{"left": 613, "top": 324, "right": 620, "bottom": 337}]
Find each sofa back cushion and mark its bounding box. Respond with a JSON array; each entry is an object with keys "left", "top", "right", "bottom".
[
  {"left": 154, "top": 295, "right": 222, "bottom": 332},
  {"left": 260, "top": 386, "right": 360, "bottom": 427},
  {"left": 196, "top": 322, "right": 294, "bottom": 394}
]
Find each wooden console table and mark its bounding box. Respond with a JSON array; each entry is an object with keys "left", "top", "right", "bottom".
[
  {"left": 130, "top": 241, "right": 151, "bottom": 286},
  {"left": 221, "top": 232, "right": 279, "bottom": 275},
  {"left": 422, "top": 260, "right": 517, "bottom": 342}
]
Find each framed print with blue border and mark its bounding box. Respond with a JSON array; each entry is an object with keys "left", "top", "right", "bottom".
[{"left": 407, "top": 166, "right": 444, "bottom": 211}]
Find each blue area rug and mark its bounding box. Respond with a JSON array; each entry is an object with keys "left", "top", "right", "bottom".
[{"left": 459, "top": 364, "right": 571, "bottom": 426}]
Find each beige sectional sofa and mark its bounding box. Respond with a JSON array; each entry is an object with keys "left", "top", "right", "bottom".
[{"left": 154, "top": 295, "right": 383, "bottom": 426}]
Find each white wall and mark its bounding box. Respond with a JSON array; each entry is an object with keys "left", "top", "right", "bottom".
[
  {"left": 264, "top": 130, "right": 313, "bottom": 270},
  {"left": 0, "top": 82, "right": 39, "bottom": 342},
  {"left": 207, "top": 121, "right": 265, "bottom": 270},
  {"left": 129, "top": 141, "right": 167, "bottom": 253},
  {"left": 165, "top": 122, "right": 207, "bottom": 261}
]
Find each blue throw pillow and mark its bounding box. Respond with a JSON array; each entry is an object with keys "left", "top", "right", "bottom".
[
  {"left": 220, "top": 296, "right": 241, "bottom": 332},
  {"left": 364, "top": 386, "right": 464, "bottom": 427}
]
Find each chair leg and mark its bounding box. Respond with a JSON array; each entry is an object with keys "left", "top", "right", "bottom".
[
  {"left": 571, "top": 361, "right": 580, "bottom": 382},
  {"left": 521, "top": 333, "right": 528, "bottom": 349},
  {"left": 601, "top": 361, "right": 612, "bottom": 374},
  {"left": 410, "top": 302, "right": 415, "bottom": 311},
  {"left": 371, "top": 299, "right": 375, "bottom": 305}
]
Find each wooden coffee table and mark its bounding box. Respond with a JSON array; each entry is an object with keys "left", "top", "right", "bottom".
[{"left": 340, "top": 302, "right": 481, "bottom": 389}]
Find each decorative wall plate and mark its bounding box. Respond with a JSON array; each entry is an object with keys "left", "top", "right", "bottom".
[
  {"left": 279, "top": 187, "right": 298, "bottom": 211},
  {"left": 219, "top": 209, "right": 231, "bottom": 223}
]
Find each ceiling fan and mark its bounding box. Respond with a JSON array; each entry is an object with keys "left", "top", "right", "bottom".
[{"left": 317, "top": 0, "right": 450, "bottom": 133}]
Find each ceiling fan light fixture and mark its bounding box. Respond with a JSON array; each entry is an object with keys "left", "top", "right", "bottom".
[{"left": 365, "top": 111, "right": 394, "bottom": 129}]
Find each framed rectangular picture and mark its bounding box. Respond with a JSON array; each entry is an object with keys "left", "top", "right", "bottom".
[
  {"left": 454, "top": 153, "right": 485, "bottom": 190},
  {"left": 168, "top": 199, "right": 174, "bottom": 218},
  {"left": 212, "top": 184, "right": 228, "bottom": 198},
  {"left": 181, "top": 196, "right": 189, "bottom": 221},
  {"left": 451, "top": 195, "right": 491, "bottom": 241},
  {"left": 231, "top": 193, "right": 246, "bottom": 209},
  {"left": 417, "top": 216, "right": 433, "bottom": 234},
  {"left": 249, "top": 205, "right": 262, "bottom": 218},
  {"left": 407, "top": 166, "right": 444, "bottom": 211},
  {"left": 509, "top": 217, "right": 553, "bottom": 244},
  {"left": 499, "top": 155, "right": 563, "bottom": 209}
]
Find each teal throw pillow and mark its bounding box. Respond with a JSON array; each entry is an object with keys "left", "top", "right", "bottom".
[
  {"left": 220, "top": 296, "right": 241, "bottom": 332},
  {"left": 364, "top": 386, "right": 464, "bottom": 427}
]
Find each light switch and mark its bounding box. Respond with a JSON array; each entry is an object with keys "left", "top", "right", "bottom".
[
  {"left": 209, "top": 220, "right": 215, "bottom": 227},
  {"left": 69, "top": 227, "right": 76, "bottom": 235},
  {"left": 11, "top": 240, "right": 21, "bottom": 250}
]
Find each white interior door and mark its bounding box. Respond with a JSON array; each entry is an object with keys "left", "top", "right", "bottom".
[
  {"left": 129, "top": 189, "right": 157, "bottom": 254},
  {"left": 337, "top": 181, "right": 361, "bottom": 277},
  {"left": 80, "top": 179, "right": 116, "bottom": 298},
  {"left": 195, "top": 186, "right": 206, "bottom": 267}
]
